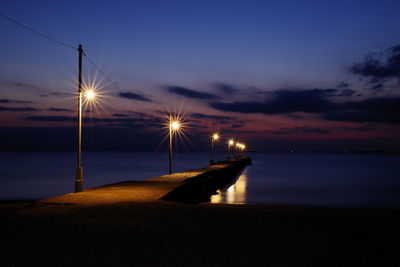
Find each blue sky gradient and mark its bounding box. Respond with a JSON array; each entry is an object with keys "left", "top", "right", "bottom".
[{"left": 1, "top": 0, "right": 400, "bottom": 151}]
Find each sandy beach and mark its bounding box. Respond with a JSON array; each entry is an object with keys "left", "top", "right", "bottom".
[{"left": 1, "top": 198, "right": 399, "bottom": 267}]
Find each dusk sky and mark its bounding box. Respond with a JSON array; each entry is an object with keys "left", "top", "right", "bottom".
[{"left": 1, "top": 0, "right": 400, "bottom": 152}]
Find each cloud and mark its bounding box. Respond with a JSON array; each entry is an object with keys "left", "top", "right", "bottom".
[
  {"left": 189, "top": 112, "right": 242, "bottom": 126},
  {"left": 211, "top": 101, "right": 262, "bottom": 114},
  {"left": 266, "top": 127, "right": 330, "bottom": 135},
  {"left": 338, "top": 125, "right": 376, "bottom": 132},
  {"left": 38, "top": 92, "right": 72, "bottom": 98},
  {"left": 230, "top": 121, "right": 246, "bottom": 129},
  {"left": 166, "top": 86, "right": 220, "bottom": 100},
  {"left": 113, "top": 113, "right": 129, "bottom": 117},
  {"left": 210, "top": 89, "right": 340, "bottom": 114},
  {"left": 128, "top": 111, "right": 152, "bottom": 117},
  {"left": 118, "top": 92, "right": 152, "bottom": 102},
  {"left": 0, "top": 106, "right": 40, "bottom": 112},
  {"left": 13, "top": 82, "right": 37, "bottom": 89},
  {"left": 337, "top": 81, "right": 351, "bottom": 88},
  {"left": 345, "top": 97, "right": 400, "bottom": 112},
  {"left": 0, "top": 98, "right": 32, "bottom": 104},
  {"left": 350, "top": 45, "right": 400, "bottom": 82},
  {"left": 370, "top": 83, "right": 384, "bottom": 92},
  {"left": 49, "top": 92, "right": 72, "bottom": 96},
  {"left": 210, "top": 86, "right": 400, "bottom": 125},
  {"left": 190, "top": 113, "right": 235, "bottom": 121},
  {"left": 26, "top": 115, "right": 163, "bottom": 128},
  {"left": 323, "top": 111, "right": 400, "bottom": 125},
  {"left": 27, "top": 116, "right": 72, "bottom": 122},
  {"left": 47, "top": 107, "right": 71, "bottom": 112},
  {"left": 114, "top": 111, "right": 152, "bottom": 118},
  {"left": 336, "top": 89, "right": 356, "bottom": 97},
  {"left": 214, "top": 83, "right": 238, "bottom": 94},
  {"left": 323, "top": 97, "right": 400, "bottom": 125}
]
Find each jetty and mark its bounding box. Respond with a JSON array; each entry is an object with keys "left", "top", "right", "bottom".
[{"left": 40, "top": 156, "right": 251, "bottom": 205}]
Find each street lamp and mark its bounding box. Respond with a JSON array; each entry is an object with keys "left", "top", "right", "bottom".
[
  {"left": 84, "top": 89, "right": 96, "bottom": 100},
  {"left": 235, "top": 143, "right": 246, "bottom": 157},
  {"left": 227, "top": 139, "right": 234, "bottom": 159},
  {"left": 75, "top": 87, "right": 97, "bottom": 193},
  {"left": 74, "top": 44, "right": 102, "bottom": 193},
  {"left": 169, "top": 114, "right": 181, "bottom": 174},
  {"left": 235, "top": 142, "right": 242, "bottom": 158},
  {"left": 241, "top": 144, "right": 246, "bottom": 156},
  {"left": 210, "top": 133, "right": 220, "bottom": 164},
  {"left": 75, "top": 44, "right": 84, "bottom": 193}
]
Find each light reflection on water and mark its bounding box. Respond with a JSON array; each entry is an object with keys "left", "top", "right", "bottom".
[{"left": 211, "top": 168, "right": 248, "bottom": 204}]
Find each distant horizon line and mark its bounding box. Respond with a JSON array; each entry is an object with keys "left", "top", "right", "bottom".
[{"left": 1, "top": 149, "right": 399, "bottom": 154}]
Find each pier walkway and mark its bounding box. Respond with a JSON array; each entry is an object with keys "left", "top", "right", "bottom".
[{"left": 39, "top": 157, "right": 251, "bottom": 205}]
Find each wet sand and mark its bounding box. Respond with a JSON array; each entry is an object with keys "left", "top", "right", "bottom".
[{"left": 1, "top": 199, "right": 399, "bottom": 267}]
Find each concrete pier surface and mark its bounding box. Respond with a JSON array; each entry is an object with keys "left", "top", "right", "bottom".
[{"left": 39, "top": 157, "right": 251, "bottom": 205}]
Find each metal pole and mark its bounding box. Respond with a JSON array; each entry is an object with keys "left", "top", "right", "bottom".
[
  {"left": 168, "top": 113, "right": 173, "bottom": 174},
  {"left": 75, "top": 44, "right": 83, "bottom": 193},
  {"left": 210, "top": 138, "right": 214, "bottom": 164}
]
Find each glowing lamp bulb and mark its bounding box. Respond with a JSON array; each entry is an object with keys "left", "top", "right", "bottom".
[
  {"left": 171, "top": 121, "right": 180, "bottom": 130},
  {"left": 212, "top": 133, "right": 219, "bottom": 141},
  {"left": 228, "top": 139, "right": 234, "bottom": 145},
  {"left": 84, "top": 89, "right": 96, "bottom": 100}
]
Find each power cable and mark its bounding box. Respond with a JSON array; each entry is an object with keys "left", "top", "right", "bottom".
[
  {"left": 1, "top": 10, "right": 148, "bottom": 112},
  {"left": 83, "top": 53, "right": 123, "bottom": 92},
  {"left": 83, "top": 53, "right": 148, "bottom": 112},
  {"left": 0, "top": 10, "right": 77, "bottom": 50}
]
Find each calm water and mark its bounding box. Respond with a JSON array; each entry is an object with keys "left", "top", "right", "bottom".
[{"left": 0, "top": 152, "right": 399, "bottom": 208}]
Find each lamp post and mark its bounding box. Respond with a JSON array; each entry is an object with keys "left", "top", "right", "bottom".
[
  {"left": 210, "top": 133, "right": 219, "bottom": 164},
  {"left": 75, "top": 44, "right": 84, "bottom": 193},
  {"left": 227, "top": 139, "right": 234, "bottom": 159},
  {"left": 168, "top": 114, "right": 181, "bottom": 174},
  {"left": 235, "top": 143, "right": 246, "bottom": 157},
  {"left": 74, "top": 44, "right": 97, "bottom": 192},
  {"left": 235, "top": 142, "right": 241, "bottom": 158},
  {"left": 241, "top": 144, "right": 246, "bottom": 156}
]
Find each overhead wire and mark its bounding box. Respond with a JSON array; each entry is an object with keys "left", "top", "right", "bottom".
[
  {"left": 83, "top": 53, "right": 122, "bottom": 92},
  {"left": 0, "top": 10, "right": 77, "bottom": 50},
  {"left": 0, "top": 10, "right": 148, "bottom": 112},
  {"left": 1, "top": 10, "right": 168, "bottom": 153},
  {"left": 83, "top": 52, "right": 149, "bottom": 112}
]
